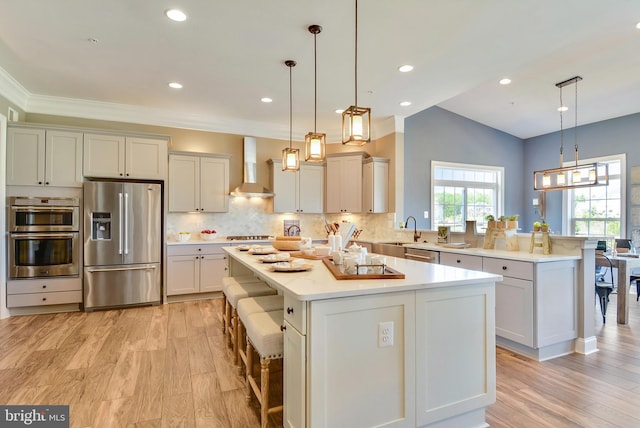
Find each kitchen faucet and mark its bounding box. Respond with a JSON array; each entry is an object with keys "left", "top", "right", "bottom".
[{"left": 404, "top": 216, "right": 422, "bottom": 242}]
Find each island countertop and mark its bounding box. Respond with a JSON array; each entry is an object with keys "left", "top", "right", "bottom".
[{"left": 223, "top": 246, "right": 502, "bottom": 301}]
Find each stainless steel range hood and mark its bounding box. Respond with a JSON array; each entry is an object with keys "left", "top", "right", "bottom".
[{"left": 230, "top": 136, "right": 274, "bottom": 197}]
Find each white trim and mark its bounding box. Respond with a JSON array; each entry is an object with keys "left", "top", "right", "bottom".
[
  {"left": 574, "top": 336, "right": 599, "bottom": 355},
  {"left": 561, "top": 153, "right": 626, "bottom": 236},
  {"left": 0, "top": 66, "right": 30, "bottom": 109},
  {"left": 0, "top": 113, "right": 8, "bottom": 319}
]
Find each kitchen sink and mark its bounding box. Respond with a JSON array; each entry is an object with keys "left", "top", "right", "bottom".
[{"left": 373, "top": 242, "right": 412, "bottom": 258}]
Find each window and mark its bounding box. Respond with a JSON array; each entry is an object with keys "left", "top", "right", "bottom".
[
  {"left": 431, "top": 161, "right": 504, "bottom": 231},
  {"left": 563, "top": 154, "right": 625, "bottom": 242}
]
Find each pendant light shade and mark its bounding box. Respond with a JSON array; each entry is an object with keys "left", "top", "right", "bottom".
[
  {"left": 533, "top": 76, "right": 608, "bottom": 191},
  {"left": 282, "top": 60, "right": 300, "bottom": 172},
  {"left": 305, "top": 25, "right": 326, "bottom": 162},
  {"left": 342, "top": 0, "right": 371, "bottom": 146}
]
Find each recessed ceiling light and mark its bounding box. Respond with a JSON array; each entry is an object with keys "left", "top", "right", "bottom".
[
  {"left": 557, "top": 106, "right": 568, "bottom": 112},
  {"left": 168, "top": 82, "right": 183, "bottom": 89},
  {"left": 260, "top": 97, "right": 273, "bottom": 103},
  {"left": 398, "top": 65, "right": 413, "bottom": 73},
  {"left": 400, "top": 101, "right": 411, "bottom": 107},
  {"left": 335, "top": 109, "right": 344, "bottom": 114},
  {"left": 636, "top": 21, "right": 640, "bottom": 29},
  {"left": 499, "top": 78, "right": 511, "bottom": 85},
  {"left": 165, "top": 9, "right": 187, "bottom": 22},
  {"left": 87, "top": 37, "right": 100, "bottom": 44}
]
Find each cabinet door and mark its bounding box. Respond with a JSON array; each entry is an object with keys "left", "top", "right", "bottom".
[
  {"left": 166, "top": 255, "right": 199, "bottom": 295},
  {"left": 169, "top": 155, "right": 200, "bottom": 212},
  {"left": 340, "top": 156, "right": 362, "bottom": 213},
  {"left": 125, "top": 137, "right": 167, "bottom": 180},
  {"left": 7, "top": 127, "right": 45, "bottom": 186},
  {"left": 283, "top": 321, "right": 306, "bottom": 428},
  {"left": 83, "top": 134, "right": 126, "bottom": 178},
  {"left": 325, "top": 158, "right": 342, "bottom": 213},
  {"left": 199, "top": 254, "right": 227, "bottom": 292},
  {"left": 440, "top": 252, "right": 483, "bottom": 271},
  {"left": 45, "top": 130, "right": 83, "bottom": 187},
  {"left": 200, "top": 157, "right": 229, "bottom": 212},
  {"left": 298, "top": 163, "right": 324, "bottom": 213},
  {"left": 271, "top": 161, "right": 298, "bottom": 213},
  {"left": 495, "top": 277, "right": 534, "bottom": 346},
  {"left": 363, "top": 160, "right": 388, "bottom": 213}
]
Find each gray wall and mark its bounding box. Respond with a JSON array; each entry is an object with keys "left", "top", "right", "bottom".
[
  {"left": 404, "top": 106, "right": 525, "bottom": 230},
  {"left": 523, "top": 112, "right": 640, "bottom": 235}
]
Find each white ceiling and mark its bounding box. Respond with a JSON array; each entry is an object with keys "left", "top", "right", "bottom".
[{"left": 0, "top": 0, "right": 639, "bottom": 141}]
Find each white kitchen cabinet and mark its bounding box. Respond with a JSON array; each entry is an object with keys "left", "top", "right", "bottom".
[
  {"left": 7, "top": 127, "right": 83, "bottom": 187},
  {"left": 362, "top": 157, "right": 389, "bottom": 213},
  {"left": 325, "top": 153, "right": 364, "bottom": 213},
  {"left": 166, "top": 244, "right": 228, "bottom": 296},
  {"left": 283, "top": 320, "right": 306, "bottom": 428},
  {"left": 83, "top": 133, "right": 167, "bottom": 180},
  {"left": 440, "top": 252, "right": 483, "bottom": 271},
  {"left": 6, "top": 277, "right": 82, "bottom": 308},
  {"left": 269, "top": 159, "right": 324, "bottom": 213},
  {"left": 168, "top": 153, "right": 229, "bottom": 213}
]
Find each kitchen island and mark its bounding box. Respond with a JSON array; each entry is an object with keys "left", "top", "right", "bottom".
[{"left": 224, "top": 247, "right": 502, "bottom": 428}]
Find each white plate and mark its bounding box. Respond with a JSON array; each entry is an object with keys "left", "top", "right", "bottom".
[
  {"left": 271, "top": 263, "right": 313, "bottom": 272},
  {"left": 258, "top": 256, "right": 292, "bottom": 263},
  {"left": 248, "top": 248, "right": 277, "bottom": 255},
  {"left": 236, "top": 245, "right": 251, "bottom": 251}
]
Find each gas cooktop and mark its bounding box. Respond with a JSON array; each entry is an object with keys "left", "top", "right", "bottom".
[{"left": 226, "top": 235, "right": 272, "bottom": 241}]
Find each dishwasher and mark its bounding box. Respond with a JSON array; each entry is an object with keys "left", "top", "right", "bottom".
[{"left": 405, "top": 247, "right": 440, "bottom": 264}]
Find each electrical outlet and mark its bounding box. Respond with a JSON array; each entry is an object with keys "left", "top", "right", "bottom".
[
  {"left": 423, "top": 210, "right": 429, "bottom": 219},
  {"left": 378, "top": 321, "right": 394, "bottom": 348}
]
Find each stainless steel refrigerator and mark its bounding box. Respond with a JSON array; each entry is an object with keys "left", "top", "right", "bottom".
[{"left": 83, "top": 181, "right": 162, "bottom": 310}]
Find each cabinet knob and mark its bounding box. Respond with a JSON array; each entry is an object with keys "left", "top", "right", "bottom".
[
  {"left": 42, "top": 285, "right": 47, "bottom": 289},
  {"left": 38, "top": 181, "right": 43, "bottom": 185},
  {"left": 45, "top": 182, "right": 50, "bottom": 185},
  {"left": 280, "top": 324, "right": 286, "bottom": 332},
  {"left": 287, "top": 307, "right": 294, "bottom": 314},
  {"left": 120, "top": 173, "right": 124, "bottom": 176},
  {"left": 198, "top": 248, "right": 202, "bottom": 251},
  {"left": 456, "top": 259, "right": 461, "bottom": 263},
  {"left": 126, "top": 173, "right": 130, "bottom": 176},
  {"left": 42, "top": 297, "right": 47, "bottom": 301},
  {"left": 502, "top": 266, "right": 508, "bottom": 271}
]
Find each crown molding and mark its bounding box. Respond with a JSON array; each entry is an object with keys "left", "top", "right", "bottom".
[{"left": 0, "top": 66, "right": 30, "bottom": 109}]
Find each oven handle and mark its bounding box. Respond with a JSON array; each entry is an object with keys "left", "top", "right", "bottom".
[
  {"left": 86, "top": 264, "right": 157, "bottom": 273},
  {"left": 10, "top": 232, "right": 77, "bottom": 240},
  {"left": 12, "top": 206, "right": 77, "bottom": 212},
  {"left": 405, "top": 253, "right": 436, "bottom": 262}
]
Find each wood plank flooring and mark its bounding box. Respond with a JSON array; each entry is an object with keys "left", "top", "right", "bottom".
[{"left": 0, "top": 292, "right": 638, "bottom": 427}]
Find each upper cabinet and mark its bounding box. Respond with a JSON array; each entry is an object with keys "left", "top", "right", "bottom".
[
  {"left": 83, "top": 134, "right": 167, "bottom": 180},
  {"left": 325, "top": 153, "right": 365, "bottom": 213},
  {"left": 168, "top": 153, "right": 230, "bottom": 213},
  {"left": 7, "top": 127, "right": 83, "bottom": 187},
  {"left": 362, "top": 158, "right": 389, "bottom": 213},
  {"left": 269, "top": 159, "right": 325, "bottom": 213}
]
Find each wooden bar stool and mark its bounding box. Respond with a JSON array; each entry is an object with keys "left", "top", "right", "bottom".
[
  {"left": 237, "top": 295, "right": 284, "bottom": 373},
  {"left": 221, "top": 276, "right": 265, "bottom": 334},
  {"left": 244, "top": 310, "right": 284, "bottom": 428},
  {"left": 224, "top": 282, "right": 277, "bottom": 365}
]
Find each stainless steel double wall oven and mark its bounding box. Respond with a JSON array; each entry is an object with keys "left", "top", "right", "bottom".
[{"left": 8, "top": 197, "right": 80, "bottom": 279}]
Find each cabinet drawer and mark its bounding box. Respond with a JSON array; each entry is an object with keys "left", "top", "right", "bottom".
[
  {"left": 284, "top": 293, "right": 306, "bottom": 334},
  {"left": 7, "top": 290, "right": 82, "bottom": 308},
  {"left": 8, "top": 277, "right": 81, "bottom": 295},
  {"left": 440, "top": 252, "right": 483, "bottom": 271},
  {"left": 167, "top": 243, "right": 225, "bottom": 256},
  {"left": 483, "top": 257, "right": 533, "bottom": 280}
]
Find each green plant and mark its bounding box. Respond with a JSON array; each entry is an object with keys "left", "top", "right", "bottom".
[
  {"left": 498, "top": 215, "right": 508, "bottom": 222},
  {"left": 541, "top": 222, "right": 549, "bottom": 227},
  {"left": 485, "top": 215, "right": 495, "bottom": 222},
  {"left": 508, "top": 215, "right": 519, "bottom": 221},
  {"left": 533, "top": 221, "right": 541, "bottom": 228}
]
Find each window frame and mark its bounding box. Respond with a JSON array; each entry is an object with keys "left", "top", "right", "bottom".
[
  {"left": 430, "top": 160, "right": 504, "bottom": 231},
  {"left": 561, "top": 153, "right": 626, "bottom": 239}
]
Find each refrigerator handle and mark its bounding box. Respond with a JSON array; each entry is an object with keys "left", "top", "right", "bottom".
[
  {"left": 118, "top": 192, "right": 123, "bottom": 255},
  {"left": 124, "top": 192, "right": 129, "bottom": 255}
]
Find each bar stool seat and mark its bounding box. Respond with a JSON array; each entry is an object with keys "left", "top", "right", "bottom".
[
  {"left": 237, "top": 295, "right": 284, "bottom": 373},
  {"left": 244, "top": 310, "right": 284, "bottom": 428},
  {"left": 224, "top": 282, "right": 276, "bottom": 365},
  {"left": 221, "top": 276, "right": 266, "bottom": 334}
]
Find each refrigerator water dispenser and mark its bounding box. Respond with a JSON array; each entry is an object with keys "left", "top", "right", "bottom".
[{"left": 91, "top": 212, "right": 111, "bottom": 240}]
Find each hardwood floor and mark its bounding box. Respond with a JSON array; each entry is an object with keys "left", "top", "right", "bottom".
[{"left": 0, "top": 291, "right": 638, "bottom": 428}]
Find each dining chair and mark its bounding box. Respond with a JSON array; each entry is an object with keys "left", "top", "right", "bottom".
[{"left": 595, "top": 253, "right": 615, "bottom": 323}]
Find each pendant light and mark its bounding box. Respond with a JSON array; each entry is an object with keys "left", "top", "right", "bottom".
[
  {"left": 282, "top": 60, "right": 300, "bottom": 172},
  {"left": 533, "top": 76, "right": 608, "bottom": 191},
  {"left": 341, "top": 0, "right": 371, "bottom": 146},
  {"left": 305, "top": 24, "right": 326, "bottom": 162}
]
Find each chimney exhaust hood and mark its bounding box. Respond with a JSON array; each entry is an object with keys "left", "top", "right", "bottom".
[{"left": 230, "top": 137, "right": 274, "bottom": 197}]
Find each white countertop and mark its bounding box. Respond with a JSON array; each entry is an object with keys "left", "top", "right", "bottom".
[
  {"left": 224, "top": 247, "right": 502, "bottom": 301},
  {"left": 167, "top": 237, "right": 328, "bottom": 246},
  {"left": 403, "top": 242, "right": 582, "bottom": 262}
]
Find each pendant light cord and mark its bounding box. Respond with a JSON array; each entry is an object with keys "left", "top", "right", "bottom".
[
  {"left": 354, "top": 0, "right": 358, "bottom": 108},
  {"left": 289, "top": 63, "right": 293, "bottom": 149},
  {"left": 314, "top": 30, "right": 317, "bottom": 133},
  {"left": 574, "top": 79, "right": 578, "bottom": 153},
  {"left": 559, "top": 85, "right": 564, "bottom": 162}
]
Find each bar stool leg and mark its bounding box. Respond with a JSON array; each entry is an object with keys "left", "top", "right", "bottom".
[
  {"left": 246, "top": 340, "right": 254, "bottom": 403},
  {"left": 221, "top": 294, "right": 227, "bottom": 334},
  {"left": 260, "top": 358, "right": 271, "bottom": 428}
]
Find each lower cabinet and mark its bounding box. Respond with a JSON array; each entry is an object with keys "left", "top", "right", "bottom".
[
  {"left": 284, "top": 284, "right": 496, "bottom": 427},
  {"left": 167, "top": 244, "right": 227, "bottom": 296},
  {"left": 7, "top": 277, "right": 82, "bottom": 308}
]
